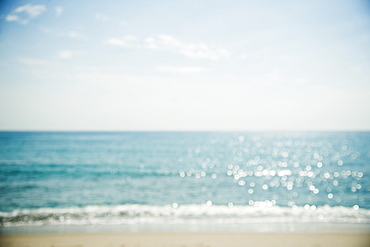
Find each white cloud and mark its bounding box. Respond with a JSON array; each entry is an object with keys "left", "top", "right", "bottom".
[
  {"left": 106, "top": 35, "right": 138, "bottom": 48},
  {"left": 39, "top": 27, "right": 87, "bottom": 40},
  {"left": 95, "top": 13, "right": 109, "bottom": 21},
  {"left": 58, "top": 50, "right": 75, "bottom": 59},
  {"left": 57, "top": 50, "right": 84, "bottom": 60},
  {"left": 59, "top": 31, "right": 87, "bottom": 40},
  {"left": 108, "top": 34, "right": 230, "bottom": 61},
  {"left": 5, "top": 15, "right": 19, "bottom": 22},
  {"left": 157, "top": 66, "right": 207, "bottom": 74},
  {"left": 145, "top": 34, "right": 231, "bottom": 60},
  {"left": 5, "top": 4, "right": 46, "bottom": 25},
  {"left": 144, "top": 37, "right": 158, "bottom": 49},
  {"left": 19, "top": 58, "right": 49, "bottom": 66},
  {"left": 107, "top": 38, "right": 127, "bottom": 47},
  {"left": 5, "top": 14, "right": 28, "bottom": 25},
  {"left": 14, "top": 4, "right": 46, "bottom": 17},
  {"left": 55, "top": 6, "right": 63, "bottom": 17}
]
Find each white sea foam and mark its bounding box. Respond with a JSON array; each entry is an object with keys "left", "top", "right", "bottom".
[{"left": 1, "top": 204, "right": 370, "bottom": 227}]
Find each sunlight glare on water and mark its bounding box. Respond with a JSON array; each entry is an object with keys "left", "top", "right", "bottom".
[{"left": 0, "top": 131, "right": 369, "bottom": 227}]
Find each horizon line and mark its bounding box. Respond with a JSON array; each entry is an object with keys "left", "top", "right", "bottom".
[{"left": 1, "top": 129, "right": 370, "bottom": 133}]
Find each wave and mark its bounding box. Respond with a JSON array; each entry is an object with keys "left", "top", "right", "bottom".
[{"left": 1, "top": 203, "right": 370, "bottom": 227}]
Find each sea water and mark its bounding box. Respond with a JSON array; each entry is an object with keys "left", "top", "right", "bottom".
[{"left": 1, "top": 131, "right": 370, "bottom": 233}]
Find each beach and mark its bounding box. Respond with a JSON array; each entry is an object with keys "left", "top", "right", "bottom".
[
  {"left": 1, "top": 232, "right": 370, "bottom": 247},
  {"left": 1, "top": 132, "right": 370, "bottom": 246}
]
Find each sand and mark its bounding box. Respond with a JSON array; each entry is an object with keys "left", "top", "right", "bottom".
[{"left": 1, "top": 232, "right": 370, "bottom": 247}]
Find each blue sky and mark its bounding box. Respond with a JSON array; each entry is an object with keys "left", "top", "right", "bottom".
[{"left": 0, "top": 0, "right": 369, "bottom": 131}]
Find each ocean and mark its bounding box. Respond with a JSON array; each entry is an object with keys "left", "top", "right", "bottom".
[{"left": 1, "top": 131, "right": 370, "bottom": 233}]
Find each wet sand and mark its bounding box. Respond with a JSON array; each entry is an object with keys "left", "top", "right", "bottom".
[{"left": 1, "top": 232, "right": 370, "bottom": 247}]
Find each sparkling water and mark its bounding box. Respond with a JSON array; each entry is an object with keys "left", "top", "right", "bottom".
[{"left": 1, "top": 131, "right": 370, "bottom": 229}]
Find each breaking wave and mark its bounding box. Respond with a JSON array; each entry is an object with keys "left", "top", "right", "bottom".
[{"left": 1, "top": 203, "right": 370, "bottom": 227}]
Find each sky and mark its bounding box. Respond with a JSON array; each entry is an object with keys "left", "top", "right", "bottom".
[{"left": 0, "top": 0, "right": 369, "bottom": 131}]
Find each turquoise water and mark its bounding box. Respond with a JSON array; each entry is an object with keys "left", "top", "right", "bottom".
[{"left": 1, "top": 131, "right": 370, "bottom": 229}]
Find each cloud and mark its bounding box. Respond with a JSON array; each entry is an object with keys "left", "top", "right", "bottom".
[
  {"left": 39, "top": 27, "right": 87, "bottom": 40},
  {"left": 107, "top": 38, "right": 127, "bottom": 47},
  {"left": 145, "top": 35, "right": 231, "bottom": 60},
  {"left": 58, "top": 50, "right": 76, "bottom": 59},
  {"left": 95, "top": 13, "right": 109, "bottom": 21},
  {"left": 19, "top": 58, "right": 49, "bottom": 66},
  {"left": 106, "top": 35, "right": 138, "bottom": 48},
  {"left": 14, "top": 4, "right": 46, "bottom": 17},
  {"left": 59, "top": 31, "right": 87, "bottom": 40},
  {"left": 107, "top": 34, "right": 231, "bottom": 61},
  {"left": 55, "top": 6, "right": 63, "bottom": 17},
  {"left": 5, "top": 4, "right": 46, "bottom": 25},
  {"left": 157, "top": 66, "right": 207, "bottom": 74},
  {"left": 5, "top": 14, "right": 28, "bottom": 25},
  {"left": 5, "top": 15, "right": 23, "bottom": 23}
]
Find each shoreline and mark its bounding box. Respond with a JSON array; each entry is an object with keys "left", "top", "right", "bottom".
[
  {"left": 1, "top": 232, "right": 370, "bottom": 247},
  {"left": 0, "top": 222, "right": 370, "bottom": 235},
  {"left": 2, "top": 222, "right": 370, "bottom": 235}
]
